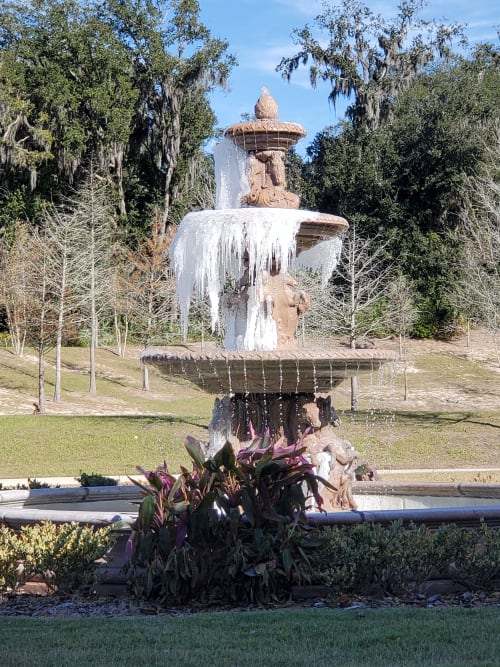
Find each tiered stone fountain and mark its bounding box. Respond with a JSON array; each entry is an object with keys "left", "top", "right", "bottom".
[
  {"left": 1, "top": 92, "right": 498, "bottom": 594},
  {"left": 142, "top": 90, "right": 397, "bottom": 510}
]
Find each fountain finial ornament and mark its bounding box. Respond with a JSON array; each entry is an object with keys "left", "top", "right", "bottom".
[{"left": 254, "top": 87, "right": 279, "bottom": 119}]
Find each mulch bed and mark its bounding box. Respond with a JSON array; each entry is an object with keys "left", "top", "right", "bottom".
[{"left": 1, "top": 586, "right": 498, "bottom": 617}]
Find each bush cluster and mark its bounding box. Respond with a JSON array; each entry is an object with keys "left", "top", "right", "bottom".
[
  {"left": 125, "top": 438, "right": 500, "bottom": 605},
  {"left": 304, "top": 520, "right": 500, "bottom": 595},
  {"left": 78, "top": 472, "right": 118, "bottom": 487},
  {"left": 0, "top": 522, "right": 114, "bottom": 594}
]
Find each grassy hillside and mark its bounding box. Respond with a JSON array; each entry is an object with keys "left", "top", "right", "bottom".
[{"left": 0, "top": 330, "right": 498, "bottom": 481}]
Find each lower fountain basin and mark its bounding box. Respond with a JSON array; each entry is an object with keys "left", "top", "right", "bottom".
[
  {"left": 353, "top": 481, "right": 500, "bottom": 511},
  {"left": 1, "top": 483, "right": 499, "bottom": 530},
  {"left": 142, "top": 347, "right": 397, "bottom": 394}
]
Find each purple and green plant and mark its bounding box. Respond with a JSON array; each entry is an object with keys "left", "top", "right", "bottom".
[{"left": 125, "top": 432, "right": 326, "bottom": 604}]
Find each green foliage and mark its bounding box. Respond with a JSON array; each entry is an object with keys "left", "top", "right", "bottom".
[
  {"left": 277, "top": 0, "right": 464, "bottom": 131},
  {"left": 0, "top": 521, "right": 114, "bottom": 593},
  {"left": 126, "top": 435, "right": 324, "bottom": 604},
  {"left": 77, "top": 472, "right": 118, "bottom": 487},
  {"left": 0, "top": 479, "right": 53, "bottom": 491},
  {"left": 456, "top": 520, "right": 500, "bottom": 589},
  {"left": 0, "top": 526, "right": 19, "bottom": 591},
  {"left": 0, "top": 0, "right": 234, "bottom": 234},
  {"left": 306, "top": 520, "right": 500, "bottom": 595},
  {"left": 302, "top": 43, "right": 500, "bottom": 335}
]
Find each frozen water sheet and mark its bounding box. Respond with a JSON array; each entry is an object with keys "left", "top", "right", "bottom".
[{"left": 171, "top": 207, "right": 341, "bottom": 345}]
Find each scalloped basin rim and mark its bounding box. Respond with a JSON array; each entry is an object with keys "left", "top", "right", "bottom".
[{"left": 141, "top": 347, "right": 398, "bottom": 394}]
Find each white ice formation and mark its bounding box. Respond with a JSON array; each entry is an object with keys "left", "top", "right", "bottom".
[{"left": 170, "top": 137, "right": 344, "bottom": 351}]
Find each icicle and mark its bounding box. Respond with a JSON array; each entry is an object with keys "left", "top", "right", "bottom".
[
  {"left": 295, "top": 237, "right": 343, "bottom": 286},
  {"left": 170, "top": 209, "right": 304, "bottom": 346},
  {"left": 214, "top": 138, "right": 249, "bottom": 209}
]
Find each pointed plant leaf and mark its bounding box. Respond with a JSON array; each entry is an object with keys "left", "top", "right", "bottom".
[
  {"left": 214, "top": 441, "right": 236, "bottom": 470},
  {"left": 137, "top": 494, "right": 155, "bottom": 531},
  {"left": 282, "top": 548, "right": 293, "bottom": 574},
  {"left": 185, "top": 436, "right": 206, "bottom": 469},
  {"left": 241, "top": 487, "right": 255, "bottom": 526},
  {"left": 167, "top": 475, "right": 184, "bottom": 504}
]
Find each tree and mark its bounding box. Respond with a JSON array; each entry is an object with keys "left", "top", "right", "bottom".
[
  {"left": 0, "top": 0, "right": 234, "bottom": 237},
  {"left": 109, "top": 242, "right": 135, "bottom": 358},
  {"left": 0, "top": 222, "right": 31, "bottom": 355},
  {"left": 300, "top": 42, "right": 500, "bottom": 336},
  {"left": 100, "top": 0, "right": 235, "bottom": 231},
  {"left": 277, "top": 0, "right": 464, "bottom": 130},
  {"left": 23, "top": 227, "right": 58, "bottom": 413},
  {"left": 385, "top": 273, "right": 419, "bottom": 400},
  {"left": 450, "top": 125, "right": 500, "bottom": 364},
  {"left": 329, "top": 224, "right": 393, "bottom": 410},
  {"left": 69, "top": 171, "right": 117, "bottom": 394},
  {"left": 36, "top": 203, "right": 89, "bottom": 401},
  {"left": 128, "top": 212, "right": 176, "bottom": 390},
  {"left": 0, "top": 0, "right": 136, "bottom": 209}
]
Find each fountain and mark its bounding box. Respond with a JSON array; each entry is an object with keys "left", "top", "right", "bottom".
[
  {"left": 2, "top": 90, "right": 498, "bottom": 537},
  {"left": 142, "top": 89, "right": 397, "bottom": 510}
]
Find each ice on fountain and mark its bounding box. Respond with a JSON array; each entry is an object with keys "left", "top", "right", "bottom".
[
  {"left": 171, "top": 133, "right": 345, "bottom": 351},
  {"left": 295, "top": 237, "right": 343, "bottom": 285},
  {"left": 214, "top": 138, "right": 249, "bottom": 209},
  {"left": 171, "top": 209, "right": 300, "bottom": 348}
]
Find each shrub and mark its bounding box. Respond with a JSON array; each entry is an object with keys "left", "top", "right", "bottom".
[
  {"left": 0, "top": 522, "right": 115, "bottom": 594},
  {"left": 454, "top": 520, "right": 500, "bottom": 589},
  {"left": 0, "top": 479, "right": 54, "bottom": 491},
  {"left": 305, "top": 521, "right": 500, "bottom": 596},
  {"left": 125, "top": 434, "right": 324, "bottom": 605},
  {"left": 303, "top": 521, "right": 410, "bottom": 595},
  {"left": 78, "top": 472, "right": 118, "bottom": 487},
  {"left": 0, "top": 526, "right": 20, "bottom": 592}
]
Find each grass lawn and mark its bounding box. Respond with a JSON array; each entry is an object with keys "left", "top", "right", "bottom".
[
  {"left": 0, "top": 408, "right": 499, "bottom": 480},
  {"left": 0, "top": 415, "right": 206, "bottom": 478},
  {"left": 0, "top": 607, "right": 499, "bottom": 667}
]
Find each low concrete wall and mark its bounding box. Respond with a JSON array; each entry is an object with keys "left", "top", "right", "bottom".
[
  {"left": 0, "top": 486, "right": 141, "bottom": 529},
  {"left": 1, "top": 483, "right": 500, "bottom": 530}
]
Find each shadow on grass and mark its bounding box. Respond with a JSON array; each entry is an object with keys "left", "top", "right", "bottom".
[
  {"left": 342, "top": 409, "right": 500, "bottom": 429},
  {"left": 83, "top": 414, "right": 210, "bottom": 432}
]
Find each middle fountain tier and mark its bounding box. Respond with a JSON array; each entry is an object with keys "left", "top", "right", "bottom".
[{"left": 143, "top": 89, "right": 396, "bottom": 509}]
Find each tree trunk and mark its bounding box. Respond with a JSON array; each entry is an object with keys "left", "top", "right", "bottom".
[
  {"left": 89, "top": 224, "right": 97, "bottom": 394},
  {"left": 114, "top": 309, "right": 123, "bottom": 357},
  {"left": 350, "top": 338, "right": 359, "bottom": 411},
  {"left": 53, "top": 258, "right": 67, "bottom": 402},
  {"left": 89, "top": 307, "right": 97, "bottom": 394},
  {"left": 54, "top": 335, "right": 62, "bottom": 402},
  {"left": 38, "top": 339, "right": 46, "bottom": 414},
  {"left": 350, "top": 375, "right": 359, "bottom": 412}
]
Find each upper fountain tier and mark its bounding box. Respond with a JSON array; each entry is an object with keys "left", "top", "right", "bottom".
[
  {"left": 141, "top": 90, "right": 397, "bottom": 391},
  {"left": 224, "top": 88, "right": 307, "bottom": 153},
  {"left": 218, "top": 89, "right": 348, "bottom": 243},
  {"left": 222, "top": 89, "right": 311, "bottom": 210}
]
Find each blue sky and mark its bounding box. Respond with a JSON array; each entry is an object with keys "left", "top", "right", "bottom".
[{"left": 199, "top": 0, "right": 499, "bottom": 154}]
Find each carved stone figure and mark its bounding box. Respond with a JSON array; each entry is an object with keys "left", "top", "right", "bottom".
[
  {"left": 242, "top": 151, "right": 300, "bottom": 209},
  {"left": 261, "top": 263, "right": 310, "bottom": 349}
]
